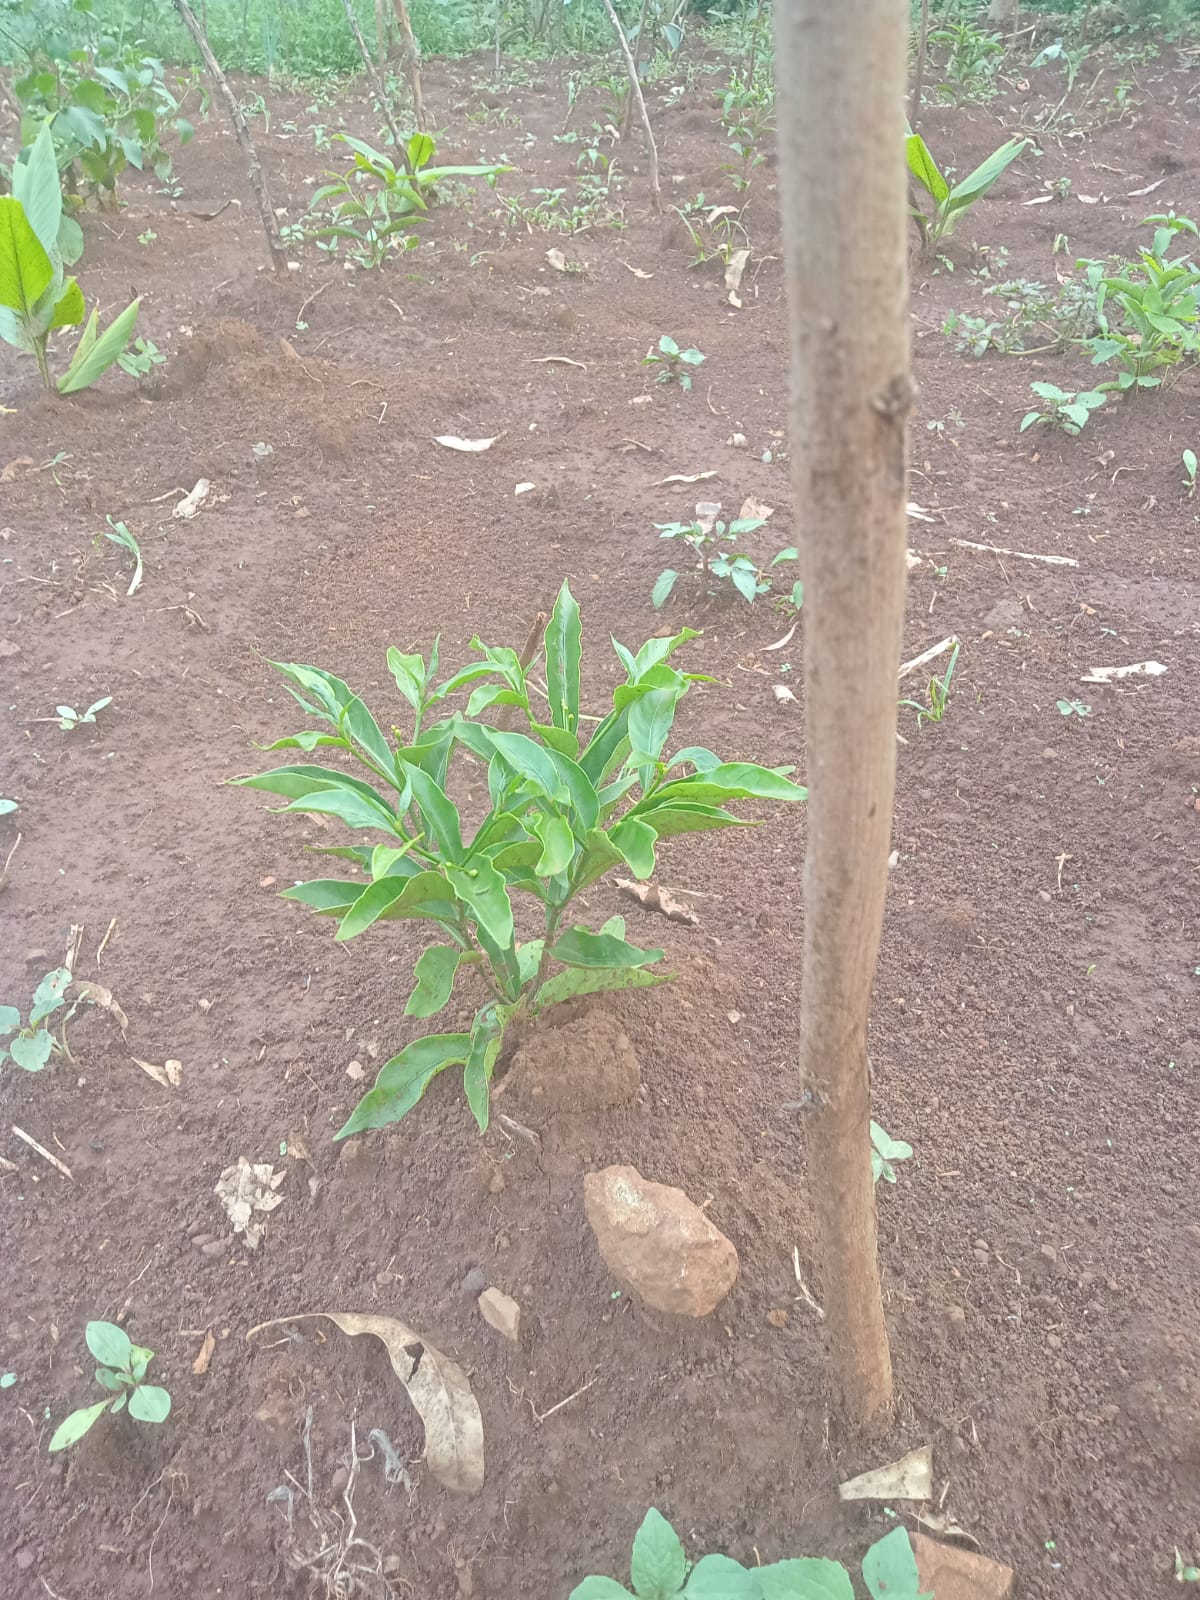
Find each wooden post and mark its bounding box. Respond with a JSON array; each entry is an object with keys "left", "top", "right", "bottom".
[
  {"left": 910, "top": 0, "right": 931, "bottom": 128},
  {"left": 172, "top": 0, "right": 289, "bottom": 274},
  {"left": 776, "top": 0, "right": 909, "bottom": 1426},
  {"left": 599, "top": 0, "right": 661, "bottom": 214},
  {"left": 389, "top": 0, "right": 427, "bottom": 130},
  {"left": 339, "top": 0, "right": 412, "bottom": 171}
]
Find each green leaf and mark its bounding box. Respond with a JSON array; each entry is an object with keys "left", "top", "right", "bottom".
[
  {"left": 280, "top": 878, "right": 365, "bottom": 916},
  {"left": 530, "top": 720, "right": 580, "bottom": 758},
  {"left": 48, "top": 275, "right": 85, "bottom": 329},
  {"left": 48, "top": 1399, "right": 110, "bottom": 1453},
  {"left": 642, "top": 803, "right": 753, "bottom": 839},
  {"left": 550, "top": 926, "right": 664, "bottom": 970},
  {"left": 94, "top": 1367, "right": 124, "bottom": 1391},
  {"left": 127, "top": 1384, "right": 171, "bottom": 1424},
  {"left": 630, "top": 1509, "right": 687, "bottom": 1600},
  {"left": 283, "top": 783, "right": 401, "bottom": 834},
  {"left": 683, "top": 1554, "right": 759, "bottom": 1598},
  {"left": 946, "top": 137, "right": 1028, "bottom": 211},
  {"left": 862, "top": 1526, "right": 930, "bottom": 1600},
  {"left": 905, "top": 132, "right": 948, "bottom": 204},
  {"left": 0, "top": 1006, "right": 21, "bottom": 1035},
  {"left": 85, "top": 1321, "right": 133, "bottom": 1370},
  {"left": 651, "top": 569, "right": 678, "bottom": 610},
  {"left": 386, "top": 646, "right": 426, "bottom": 710},
  {"left": 532, "top": 812, "right": 576, "bottom": 876},
  {"left": 58, "top": 297, "right": 140, "bottom": 393},
  {"left": 545, "top": 581, "right": 582, "bottom": 734},
  {"left": 610, "top": 817, "right": 658, "bottom": 879},
  {"left": 462, "top": 1004, "right": 506, "bottom": 1131},
  {"left": 12, "top": 121, "right": 63, "bottom": 257},
  {"left": 729, "top": 563, "right": 761, "bottom": 603},
  {"left": 757, "top": 1560, "right": 855, "bottom": 1600},
  {"left": 516, "top": 939, "right": 544, "bottom": 984},
  {"left": 569, "top": 1581, "right": 634, "bottom": 1600},
  {"left": 486, "top": 730, "right": 601, "bottom": 834},
  {"left": 405, "top": 945, "right": 463, "bottom": 1017},
  {"left": 446, "top": 858, "right": 514, "bottom": 950},
  {"left": 404, "top": 764, "right": 463, "bottom": 860},
  {"left": 0, "top": 196, "right": 54, "bottom": 331},
  {"left": 335, "top": 1033, "right": 471, "bottom": 1137},
  {"left": 30, "top": 968, "right": 71, "bottom": 1025},
  {"left": 9, "top": 1030, "right": 54, "bottom": 1071},
  {"left": 535, "top": 964, "right": 669, "bottom": 1012},
  {"left": 574, "top": 826, "right": 625, "bottom": 891},
  {"left": 646, "top": 763, "right": 807, "bottom": 807},
  {"left": 338, "top": 870, "right": 461, "bottom": 939}
]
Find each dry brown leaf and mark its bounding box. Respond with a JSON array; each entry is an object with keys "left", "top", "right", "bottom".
[
  {"left": 545, "top": 246, "right": 568, "bottom": 271},
  {"left": 0, "top": 457, "right": 35, "bottom": 483},
  {"left": 173, "top": 478, "right": 211, "bottom": 519},
  {"left": 1126, "top": 177, "right": 1165, "bottom": 197},
  {"left": 130, "top": 1056, "right": 181, "bottom": 1088},
  {"left": 192, "top": 1329, "right": 216, "bottom": 1375},
  {"left": 764, "top": 621, "right": 798, "bottom": 652},
  {"left": 434, "top": 435, "right": 499, "bottom": 453},
  {"left": 251, "top": 1312, "right": 484, "bottom": 1493},
  {"left": 621, "top": 260, "right": 654, "bottom": 279},
  {"left": 653, "top": 471, "right": 718, "bottom": 486},
  {"left": 725, "top": 247, "right": 750, "bottom": 307},
  {"left": 773, "top": 684, "right": 797, "bottom": 704},
  {"left": 737, "top": 495, "right": 774, "bottom": 522},
  {"left": 616, "top": 877, "right": 699, "bottom": 926},
  {"left": 71, "top": 980, "right": 129, "bottom": 1033},
  {"left": 838, "top": 1445, "right": 933, "bottom": 1502},
  {"left": 215, "top": 1157, "right": 284, "bottom": 1248}
]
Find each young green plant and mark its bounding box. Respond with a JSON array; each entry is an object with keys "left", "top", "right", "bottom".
[
  {"left": 653, "top": 510, "right": 771, "bottom": 607},
  {"left": 1021, "top": 382, "right": 1107, "bottom": 437},
  {"left": 101, "top": 517, "right": 144, "bottom": 597},
  {"left": 240, "top": 584, "right": 805, "bottom": 1138},
  {"left": 1, "top": 967, "right": 71, "bottom": 1072},
  {"left": 568, "top": 1508, "right": 928, "bottom": 1599},
  {"left": 48, "top": 1322, "right": 170, "bottom": 1452},
  {"left": 870, "top": 1121, "right": 913, "bottom": 1185},
  {"left": 1081, "top": 214, "right": 1200, "bottom": 392},
  {"left": 642, "top": 334, "right": 705, "bottom": 390},
  {"left": 54, "top": 698, "right": 112, "bottom": 731},
  {"left": 899, "top": 641, "right": 959, "bottom": 727},
  {"left": 906, "top": 131, "right": 1028, "bottom": 248}
]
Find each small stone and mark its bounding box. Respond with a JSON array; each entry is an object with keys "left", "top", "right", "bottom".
[
  {"left": 346, "top": 1060, "right": 366, "bottom": 1081},
  {"left": 983, "top": 599, "right": 1025, "bottom": 630},
  {"left": 200, "top": 1238, "right": 228, "bottom": 1258},
  {"left": 478, "top": 1287, "right": 521, "bottom": 1343},
  {"left": 460, "top": 1266, "right": 488, "bottom": 1296},
  {"left": 944, "top": 1304, "right": 967, "bottom": 1336},
  {"left": 376, "top": 1270, "right": 396, "bottom": 1286},
  {"left": 330, "top": 1466, "right": 349, "bottom": 1494},
  {"left": 1042, "top": 746, "right": 1058, "bottom": 761},
  {"left": 583, "top": 1165, "right": 738, "bottom": 1318},
  {"left": 25, "top": 948, "right": 48, "bottom": 965},
  {"left": 197, "top": 998, "right": 213, "bottom": 1012},
  {"left": 16, "top": 1549, "right": 34, "bottom": 1572},
  {"left": 258, "top": 876, "right": 277, "bottom": 888},
  {"left": 1047, "top": 1333, "right": 1063, "bottom": 1351},
  {"left": 766, "top": 1308, "right": 789, "bottom": 1329},
  {"left": 728, "top": 432, "right": 748, "bottom": 447},
  {"left": 1038, "top": 889, "right": 1052, "bottom": 902},
  {"left": 973, "top": 1247, "right": 990, "bottom": 1266},
  {"left": 910, "top": 1532, "right": 1014, "bottom": 1599},
  {"left": 1099, "top": 1403, "right": 1119, "bottom": 1422},
  {"left": 190, "top": 1233, "right": 213, "bottom": 1250},
  {"left": 0, "top": 639, "right": 20, "bottom": 659},
  {"left": 973, "top": 1238, "right": 988, "bottom": 1251}
]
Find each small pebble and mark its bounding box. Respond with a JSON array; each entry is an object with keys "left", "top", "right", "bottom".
[
  {"left": 200, "top": 1238, "right": 228, "bottom": 1258},
  {"left": 330, "top": 1466, "right": 349, "bottom": 1494},
  {"left": 1047, "top": 1333, "right": 1063, "bottom": 1351},
  {"left": 460, "top": 1266, "right": 487, "bottom": 1296},
  {"left": 944, "top": 1304, "right": 967, "bottom": 1336}
]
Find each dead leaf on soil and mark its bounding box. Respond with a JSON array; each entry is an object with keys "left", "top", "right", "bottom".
[
  {"left": 1080, "top": 659, "right": 1167, "bottom": 683},
  {"left": 653, "top": 471, "right": 717, "bottom": 486},
  {"left": 621, "top": 261, "right": 654, "bottom": 279},
  {"left": 433, "top": 435, "right": 500, "bottom": 453},
  {"left": 906, "top": 502, "right": 937, "bottom": 522},
  {"left": 545, "top": 246, "right": 568, "bottom": 271},
  {"left": 725, "top": 247, "right": 750, "bottom": 307},
  {"left": 515, "top": 482, "right": 535, "bottom": 495},
  {"left": 70, "top": 980, "right": 129, "bottom": 1033},
  {"left": 616, "top": 878, "right": 699, "bottom": 926},
  {"left": 764, "top": 621, "right": 798, "bottom": 651},
  {"left": 773, "top": 684, "right": 797, "bottom": 704},
  {"left": 215, "top": 1156, "right": 285, "bottom": 1248},
  {"left": 173, "top": 478, "right": 211, "bottom": 519},
  {"left": 1022, "top": 194, "right": 1054, "bottom": 207},
  {"left": 1126, "top": 177, "right": 1165, "bottom": 197},
  {"left": 193, "top": 1329, "right": 216, "bottom": 1375},
  {"left": 838, "top": 1444, "right": 933, "bottom": 1503},
  {"left": 917, "top": 1509, "right": 979, "bottom": 1546},
  {"left": 130, "top": 1056, "right": 182, "bottom": 1088},
  {"left": 0, "top": 457, "right": 34, "bottom": 483},
  {"left": 737, "top": 494, "right": 774, "bottom": 521},
  {"left": 251, "top": 1312, "right": 484, "bottom": 1494}
]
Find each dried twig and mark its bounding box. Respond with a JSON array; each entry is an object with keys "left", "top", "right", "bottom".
[
  {"left": 529, "top": 1375, "right": 599, "bottom": 1423},
  {"left": 11, "top": 1125, "right": 74, "bottom": 1181},
  {"left": 598, "top": 0, "right": 661, "bottom": 212},
  {"left": 951, "top": 538, "right": 1078, "bottom": 568},
  {"left": 96, "top": 917, "right": 118, "bottom": 966},
  {"left": 0, "top": 830, "right": 20, "bottom": 892},
  {"left": 898, "top": 634, "right": 958, "bottom": 681}
]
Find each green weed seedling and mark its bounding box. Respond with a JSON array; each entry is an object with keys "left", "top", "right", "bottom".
[
  {"left": 1021, "top": 382, "right": 1107, "bottom": 437},
  {"left": 1057, "top": 698, "right": 1091, "bottom": 718},
  {"left": 1183, "top": 449, "right": 1197, "bottom": 499},
  {"left": 1080, "top": 213, "right": 1200, "bottom": 392},
  {"left": 899, "top": 642, "right": 959, "bottom": 727},
  {"left": 48, "top": 1322, "right": 171, "bottom": 1452},
  {"left": 871, "top": 1122, "right": 914, "bottom": 1186},
  {"left": 653, "top": 512, "right": 770, "bottom": 607},
  {"left": 1176, "top": 1549, "right": 1200, "bottom": 1583},
  {"left": 642, "top": 334, "right": 705, "bottom": 391},
  {"left": 102, "top": 517, "right": 144, "bottom": 596},
  {"left": 0, "top": 123, "right": 140, "bottom": 393},
  {"left": 1, "top": 968, "right": 71, "bottom": 1071},
  {"left": 118, "top": 338, "right": 166, "bottom": 380},
  {"left": 55, "top": 697, "right": 112, "bottom": 731},
  {"left": 241, "top": 584, "right": 805, "bottom": 1139},
  {"left": 0, "top": 797, "right": 16, "bottom": 817},
  {"left": 568, "top": 1509, "right": 928, "bottom": 1598},
  {"left": 906, "top": 130, "right": 1028, "bottom": 249}
]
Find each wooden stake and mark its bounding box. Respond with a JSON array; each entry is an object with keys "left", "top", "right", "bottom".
[
  {"left": 388, "top": 0, "right": 427, "bottom": 130},
  {"left": 12, "top": 1125, "right": 74, "bottom": 1181},
  {"left": 171, "top": 0, "right": 289, "bottom": 273},
  {"left": 339, "top": 0, "right": 412, "bottom": 170},
  {"left": 599, "top": 0, "right": 661, "bottom": 214},
  {"left": 777, "top": 0, "right": 906, "bottom": 1426},
  {"left": 910, "top": 0, "right": 931, "bottom": 128}
]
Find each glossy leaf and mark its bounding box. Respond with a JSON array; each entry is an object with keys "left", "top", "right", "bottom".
[
  {"left": 862, "top": 1526, "right": 931, "bottom": 1600},
  {"left": 386, "top": 646, "right": 426, "bottom": 710},
  {"left": 48, "top": 1399, "right": 109, "bottom": 1453},
  {"left": 645, "top": 763, "right": 807, "bottom": 807},
  {"left": 405, "top": 945, "right": 463, "bottom": 1017},
  {"left": 905, "top": 132, "right": 947, "bottom": 203},
  {"left": 281, "top": 879, "right": 365, "bottom": 916},
  {"left": 545, "top": 581, "right": 582, "bottom": 734},
  {"left": 58, "top": 296, "right": 140, "bottom": 394},
  {"left": 684, "top": 1554, "right": 759, "bottom": 1598},
  {"left": 462, "top": 1004, "right": 506, "bottom": 1131},
  {"left": 446, "top": 858, "right": 514, "bottom": 949},
  {"left": 534, "top": 964, "right": 669, "bottom": 1012},
  {"left": 86, "top": 1321, "right": 133, "bottom": 1370},
  {"left": 335, "top": 1033, "right": 471, "bottom": 1138},
  {"left": 757, "top": 1559, "right": 855, "bottom": 1600},
  {"left": 532, "top": 812, "right": 576, "bottom": 876},
  {"left": 283, "top": 784, "right": 401, "bottom": 833},
  {"left": 0, "top": 195, "right": 54, "bottom": 331},
  {"left": 630, "top": 1509, "right": 687, "bottom": 1600},
  {"left": 404, "top": 765, "right": 463, "bottom": 860},
  {"left": 609, "top": 817, "right": 658, "bottom": 879},
  {"left": 550, "top": 927, "right": 664, "bottom": 970}
]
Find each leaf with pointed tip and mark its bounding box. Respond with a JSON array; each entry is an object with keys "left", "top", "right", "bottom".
[{"left": 335, "top": 1034, "right": 471, "bottom": 1138}]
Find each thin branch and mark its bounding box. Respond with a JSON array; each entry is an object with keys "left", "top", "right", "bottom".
[
  {"left": 339, "top": 0, "right": 412, "bottom": 170},
  {"left": 599, "top": 0, "right": 661, "bottom": 214}
]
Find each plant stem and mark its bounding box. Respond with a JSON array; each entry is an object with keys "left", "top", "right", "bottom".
[{"left": 598, "top": 0, "right": 661, "bottom": 214}]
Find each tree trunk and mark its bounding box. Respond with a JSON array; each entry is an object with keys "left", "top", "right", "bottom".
[
  {"left": 623, "top": 0, "right": 651, "bottom": 140},
  {"left": 776, "top": 0, "right": 908, "bottom": 1427},
  {"left": 389, "top": 0, "right": 427, "bottom": 130},
  {"left": 599, "top": 0, "right": 661, "bottom": 214},
  {"left": 339, "top": 0, "right": 411, "bottom": 170},
  {"left": 171, "top": 0, "right": 289, "bottom": 274}
]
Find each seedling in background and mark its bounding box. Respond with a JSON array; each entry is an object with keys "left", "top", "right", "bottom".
[
  {"left": 653, "top": 511, "right": 769, "bottom": 607},
  {"left": 899, "top": 642, "right": 959, "bottom": 727},
  {"left": 240, "top": 583, "right": 805, "bottom": 1138},
  {"left": 118, "top": 338, "right": 166, "bottom": 379},
  {"left": 568, "top": 1508, "right": 927, "bottom": 1598},
  {"left": 1, "top": 968, "right": 71, "bottom": 1071},
  {"left": 1021, "top": 382, "right": 1106, "bottom": 437},
  {"left": 48, "top": 1322, "right": 171, "bottom": 1452},
  {"left": 54, "top": 697, "right": 112, "bottom": 731},
  {"left": 906, "top": 130, "right": 1028, "bottom": 248},
  {"left": 642, "top": 334, "right": 705, "bottom": 391},
  {"left": 1183, "top": 449, "right": 1197, "bottom": 499},
  {"left": 1057, "top": 698, "right": 1091, "bottom": 718},
  {"left": 101, "top": 517, "right": 143, "bottom": 596},
  {"left": 871, "top": 1122, "right": 914, "bottom": 1185}
]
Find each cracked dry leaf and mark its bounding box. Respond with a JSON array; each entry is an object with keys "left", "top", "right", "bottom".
[
  {"left": 616, "top": 877, "right": 699, "bottom": 926},
  {"left": 215, "top": 1157, "right": 285, "bottom": 1248},
  {"left": 173, "top": 478, "right": 211, "bottom": 519},
  {"left": 254, "top": 1312, "right": 484, "bottom": 1493},
  {"left": 737, "top": 494, "right": 774, "bottom": 522},
  {"left": 838, "top": 1445, "right": 933, "bottom": 1502},
  {"left": 725, "top": 247, "right": 750, "bottom": 307},
  {"left": 130, "top": 1056, "right": 182, "bottom": 1089},
  {"left": 71, "top": 981, "right": 129, "bottom": 1033}
]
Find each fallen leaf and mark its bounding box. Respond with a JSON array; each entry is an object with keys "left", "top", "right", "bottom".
[
  {"left": 838, "top": 1445, "right": 933, "bottom": 1503},
  {"left": 916, "top": 1509, "right": 979, "bottom": 1546},
  {"left": 773, "top": 684, "right": 797, "bottom": 704},
  {"left": 1077, "top": 193, "right": 1102, "bottom": 205},
  {"left": 1022, "top": 194, "right": 1054, "bottom": 206},
  {"left": 70, "top": 981, "right": 128, "bottom": 1033},
  {"left": 616, "top": 877, "right": 699, "bottom": 926},
  {"left": 1080, "top": 659, "right": 1167, "bottom": 683},
  {"left": 764, "top": 621, "right": 797, "bottom": 651},
  {"left": 346, "top": 1060, "right": 366, "bottom": 1080},
  {"left": 545, "top": 247, "right": 568, "bottom": 271},
  {"left": 905, "top": 502, "right": 937, "bottom": 522},
  {"left": 215, "top": 1157, "right": 285, "bottom": 1248},
  {"left": 258, "top": 876, "right": 277, "bottom": 889},
  {"left": 515, "top": 482, "right": 535, "bottom": 495},
  {"left": 738, "top": 495, "right": 774, "bottom": 521},
  {"left": 434, "top": 435, "right": 500, "bottom": 452},
  {"left": 173, "top": 478, "right": 211, "bottom": 519},
  {"left": 621, "top": 261, "right": 654, "bottom": 279},
  {"left": 905, "top": 548, "right": 923, "bottom": 571},
  {"left": 1126, "top": 177, "right": 1165, "bottom": 197},
  {"left": 725, "top": 247, "right": 750, "bottom": 307},
  {"left": 130, "top": 1056, "right": 182, "bottom": 1088},
  {"left": 653, "top": 471, "right": 718, "bottom": 486},
  {"left": 286, "top": 1132, "right": 312, "bottom": 1164},
  {"left": 0, "top": 457, "right": 34, "bottom": 483},
  {"left": 252, "top": 1312, "right": 484, "bottom": 1493},
  {"left": 192, "top": 1329, "right": 216, "bottom": 1375}
]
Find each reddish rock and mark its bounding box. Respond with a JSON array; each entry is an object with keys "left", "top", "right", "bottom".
[
  {"left": 910, "top": 1533, "right": 1014, "bottom": 1599},
  {"left": 583, "top": 1165, "right": 738, "bottom": 1317}
]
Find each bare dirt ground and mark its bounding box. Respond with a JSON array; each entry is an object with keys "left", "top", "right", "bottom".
[{"left": 2, "top": 42, "right": 1200, "bottom": 1600}]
